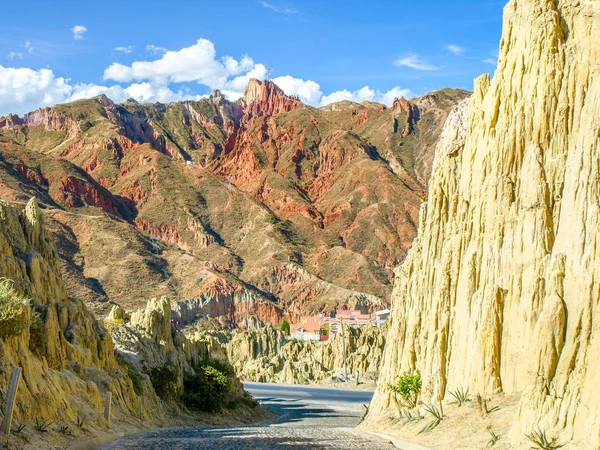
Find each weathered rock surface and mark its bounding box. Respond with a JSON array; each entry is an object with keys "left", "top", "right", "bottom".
[
  {"left": 108, "top": 298, "right": 249, "bottom": 406},
  {"left": 0, "top": 199, "right": 169, "bottom": 446},
  {"left": 366, "top": 0, "right": 600, "bottom": 448},
  {"left": 184, "top": 324, "right": 387, "bottom": 385}
]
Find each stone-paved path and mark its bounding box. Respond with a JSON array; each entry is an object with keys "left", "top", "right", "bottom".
[{"left": 101, "top": 383, "right": 397, "bottom": 449}]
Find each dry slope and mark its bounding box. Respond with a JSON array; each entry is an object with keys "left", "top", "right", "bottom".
[{"left": 366, "top": 0, "right": 600, "bottom": 449}]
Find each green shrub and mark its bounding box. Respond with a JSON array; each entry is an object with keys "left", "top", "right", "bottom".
[
  {"left": 0, "top": 278, "right": 31, "bottom": 339},
  {"left": 182, "top": 360, "right": 234, "bottom": 413},
  {"left": 29, "top": 308, "right": 48, "bottom": 357},
  {"left": 128, "top": 367, "right": 144, "bottom": 396},
  {"left": 279, "top": 320, "right": 290, "bottom": 336},
  {"left": 388, "top": 370, "right": 421, "bottom": 408},
  {"left": 148, "top": 366, "right": 178, "bottom": 400}
]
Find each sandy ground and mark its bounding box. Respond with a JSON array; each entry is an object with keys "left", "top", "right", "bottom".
[{"left": 362, "top": 393, "right": 525, "bottom": 450}]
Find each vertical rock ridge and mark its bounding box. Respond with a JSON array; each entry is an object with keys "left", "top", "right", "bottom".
[{"left": 366, "top": 0, "right": 600, "bottom": 447}]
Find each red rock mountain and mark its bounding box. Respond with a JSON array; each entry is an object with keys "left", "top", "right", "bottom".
[{"left": 0, "top": 79, "right": 469, "bottom": 325}]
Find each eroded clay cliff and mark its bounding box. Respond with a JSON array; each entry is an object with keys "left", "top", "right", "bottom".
[{"left": 366, "top": 0, "right": 600, "bottom": 448}]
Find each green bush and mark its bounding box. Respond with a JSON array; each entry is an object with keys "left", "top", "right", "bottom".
[
  {"left": 149, "top": 366, "right": 179, "bottom": 400},
  {"left": 388, "top": 370, "right": 421, "bottom": 408},
  {"left": 29, "top": 308, "right": 48, "bottom": 357},
  {"left": 0, "top": 278, "right": 31, "bottom": 339},
  {"left": 182, "top": 360, "right": 234, "bottom": 413},
  {"left": 279, "top": 320, "right": 290, "bottom": 336},
  {"left": 128, "top": 367, "right": 145, "bottom": 396}
]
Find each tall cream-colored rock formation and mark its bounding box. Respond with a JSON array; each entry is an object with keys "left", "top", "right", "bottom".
[{"left": 367, "top": 0, "right": 600, "bottom": 448}]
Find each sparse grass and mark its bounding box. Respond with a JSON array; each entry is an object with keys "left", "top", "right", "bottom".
[
  {"left": 485, "top": 401, "right": 500, "bottom": 414},
  {"left": 488, "top": 429, "right": 500, "bottom": 447},
  {"left": 76, "top": 415, "right": 86, "bottom": 429},
  {"left": 526, "top": 429, "right": 564, "bottom": 450},
  {"left": 12, "top": 423, "right": 29, "bottom": 443},
  {"left": 399, "top": 408, "right": 423, "bottom": 423},
  {"left": 449, "top": 387, "right": 471, "bottom": 407},
  {"left": 34, "top": 418, "right": 52, "bottom": 432},
  {"left": 58, "top": 425, "right": 73, "bottom": 436},
  {"left": 388, "top": 370, "right": 421, "bottom": 408},
  {"left": 419, "top": 403, "right": 444, "bottom": 433}
]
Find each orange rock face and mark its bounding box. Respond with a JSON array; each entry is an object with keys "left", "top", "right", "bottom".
[{"left": 0, "top": 82, "right": 469, "bottom": 325}]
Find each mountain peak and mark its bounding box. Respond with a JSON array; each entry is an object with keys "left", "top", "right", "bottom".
[{"left": 241, "top": 78, "right": 302, "bottom": 118}]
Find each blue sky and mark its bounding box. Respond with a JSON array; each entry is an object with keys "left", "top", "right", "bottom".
[{"left": 0, "top": 0, "right": 506, "bottom": 115}]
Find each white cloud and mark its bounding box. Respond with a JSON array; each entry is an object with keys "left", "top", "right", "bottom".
[
  {"left": 72, "top": 25, "right": 87, "bottom": 40},
  {"left": 377, "top": 86, "right": 412, "bottom": 106},
  {"left": 221, "top": 63, "right": 269, "bottom": 100},
  {"left": 25, "top": 41, "right": 33, "bottom": 54},
  {"left": 114, "top": 45, "right": 134, "bottom": 54},
  {"left": 146, "top": 44, "right": 167, "bottom": 54},
  {"left": 0, "top": 65, "right": 73, "bottom": 115},
  {"left": 320, "top": 85, "right": 410, "bottom": 107},
  {"left": 0, "top": 38, "right": 413, "bottom": 116},
  {"left": 445, "top": 44, "right": 465, "bottom": 56},
  {"left": 70, "top": 82, "right": 204, "bottom": 104},
  {"left": 394, "top": 53, "right": 438, "bottom": 71},
  {"left": 0, "top": 65, "right": 209, "bottom": 116},
  {"left": 260, "top": 1, "right": 297, "bottom": 14},
  {"left": 483, "top": 58, "right": 497, "bottom": 65},
  {"left": 271, "top": 75, "right": 322, "bottom": 105},
  {"left": 7, "top": 52, "right": 23, "bottom": 60},
  {"left": 104, "top": 39, "right": 256, "bottom": 88}
]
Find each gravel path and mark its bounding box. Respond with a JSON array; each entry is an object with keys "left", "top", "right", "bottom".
[{"left": 101, "top": 387, "right": 396, "bottom": 449}]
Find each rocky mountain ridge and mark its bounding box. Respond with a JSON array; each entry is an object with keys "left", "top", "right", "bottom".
[{"left": 0, "top": 79, "right": 469, "bottom": 324}]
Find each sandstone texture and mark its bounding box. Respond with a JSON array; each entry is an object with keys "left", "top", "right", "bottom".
[
  {"left": 0, "top": 82, "right": 468, "bottom": 324},
  {"left": 366, "top": 0, "right": 600, "bottom": 449},
  {"left": 0, "top": 199, "right": 171, "bottom": 448}
]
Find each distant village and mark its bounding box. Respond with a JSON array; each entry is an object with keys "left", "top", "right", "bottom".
[{"left": 289, "top": 308, "right": 390, "bottom": 341}]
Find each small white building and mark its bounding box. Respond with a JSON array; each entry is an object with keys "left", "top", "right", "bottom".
[
  {"left": 289, "top": 327, "right": 320, "bottom": 341},
  {"left": 375, "top": 309, "right": 391, "bottom": 326}
]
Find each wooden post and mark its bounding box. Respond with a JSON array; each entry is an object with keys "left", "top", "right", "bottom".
[
  {"left": 137, "top": 395, "right": 143, "bottom": 419},
  {"left": 1, "top": 367, "right": 22, "bottom": 435},
  {"left": 104, "top": 392, "right": 112, "bottom": 425},
  {"left": 355, "top": 370, "right": 360, "bottom": 386}
]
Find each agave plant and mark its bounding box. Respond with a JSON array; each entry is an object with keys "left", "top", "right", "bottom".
[
  {"left": 34, "top": 418, "right": 52, "bottom": 432},
  {"left": 58, "top": 425, "right": 73, "bottom": 436},
  {"left": 419, "top": 403, "right": 444, "bottom": 433},
  {"left": 76, "top": 415, "right": 86, "bottom": 429},
  {"left": 487, "top": 429, "right": 500, "bottom": 447},
  {"left": 449, "top": 387, "right": 471, "bottom": 407},
  {"left": 526, "top": 429, "right": 564, "bottom": 450},
  {"left": 399, "top": 408, "right": 423, "bottom": 423}
]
